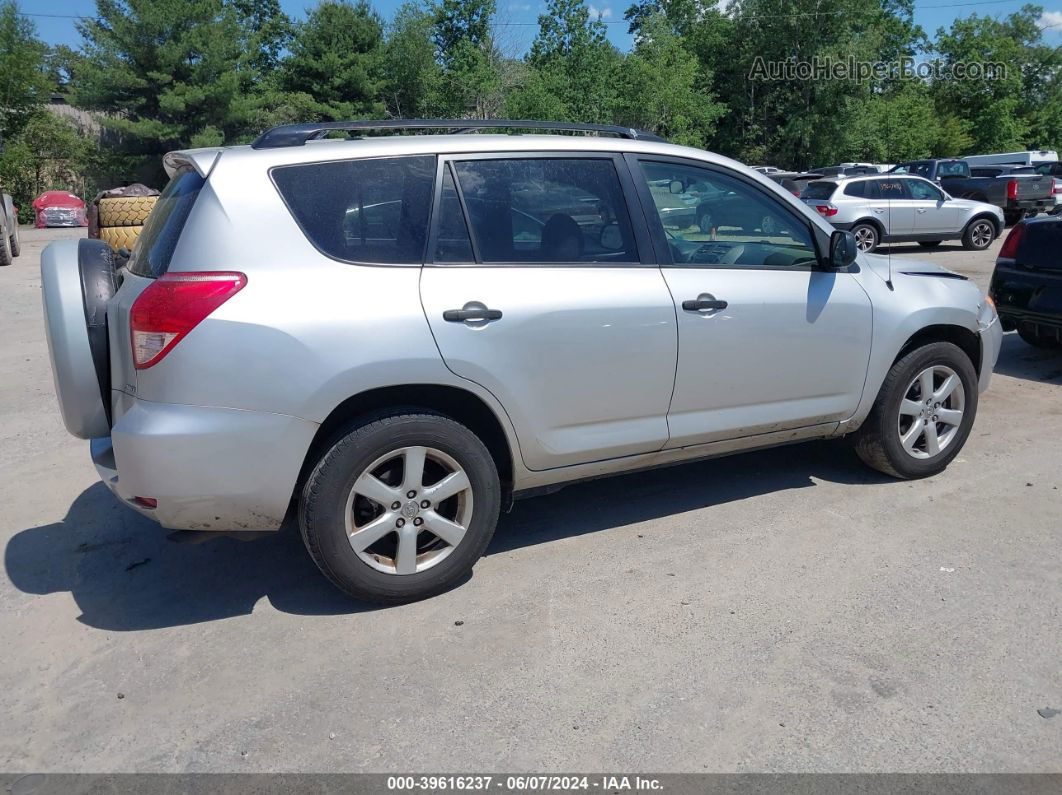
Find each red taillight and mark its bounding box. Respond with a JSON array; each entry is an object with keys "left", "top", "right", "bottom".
[
  {"left": 130, "top": 272, "right": 246, "bottom": 369},
  {"left": 1053, "top": 178, "right": 1060, "bottom": 195},
  {"left": 998, "top": 223, "right": 1025, "bottom": 260},
  {"left": 132, "top": 496, "right": 157, "bottom": 509},
  {"left": 1007, "top": 179, "right": 1018, "bottom": 200},
  {"left": 812, "top": 203, "right": 838, "bottom": 217}
]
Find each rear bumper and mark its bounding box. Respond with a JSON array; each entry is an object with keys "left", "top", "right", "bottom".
[
  {"left": 94, "top": 397, "right": 319, "bottom": 532},
  {"left": 1006, "top": 199, "right": 1053, "bottom": 213}
]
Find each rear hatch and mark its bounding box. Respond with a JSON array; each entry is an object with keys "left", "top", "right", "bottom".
[
  {"left": 800, "top": 181, "right": 838, "bottom": 216},
  {"left": 991, "top": 219, "right": 1062, "bottom": 322},
  {"left": 109, "top": 166, "right": 207, "bottom": 406},
  {"left": 1010, "top": 175, "right": 1054, "bottom": 201}
]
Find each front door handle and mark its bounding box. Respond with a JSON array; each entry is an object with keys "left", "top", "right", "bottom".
[
  {"left": 681, "top": 294, "right": 728, "bottom": 312},
  {"left": 917, "top": 208, "right": 928, "bottom": 213},
  {"left": 443, "top": 303, "right": 503, "bottom": 323}
]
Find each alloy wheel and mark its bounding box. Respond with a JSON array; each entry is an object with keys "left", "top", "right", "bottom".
[
  {"left": 344, "top": 446, "right": 473, "bottom": 575},
  {"left": 970, "top": 221, "right": 993, "bottom": 249},
  {"left": 854, "top": 226, "right": 877, "bottom": 251},
  {"left": 896, "top": 365, "right": 965, "bottom": 459}
]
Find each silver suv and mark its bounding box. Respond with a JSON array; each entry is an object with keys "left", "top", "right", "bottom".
[
  {"left": 802, "top": 174, "right": 1004, "bottom": 253},
  {"left": 42, "top": 120, "right": 1003, "bottom": 603}
]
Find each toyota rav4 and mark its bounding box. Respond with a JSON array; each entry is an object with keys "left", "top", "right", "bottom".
[{"left": 42, "top": 120, "right": 1003, "bottom": 603}]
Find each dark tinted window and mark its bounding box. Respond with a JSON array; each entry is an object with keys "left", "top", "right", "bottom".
[
  {"left": 128, "top": 168, "right": 205, "bottom": 278},
  {"left": 875, "top": 179, "right": 909, "bottom": 199},
  {"left": 434, "top": 167, "right": 474, "bottom": 262},
  {"left": 1020, "top": 220, "right": 1062, "bottom": 270},
  {"left": 802, "top": 181, "right": 837, "bottom": 200},
  {"left": 938, "top": 161, "right": 968, "bottom": 177},
  {"left": 971, "top": 167, "right": 1004, "bottom": 177},
  {"left": 843, "top": 181, "right": 867, "bottom": 198},
  {"left": 893, "top": 162, "right": 933, "bottom": 178},
  {"left": 452, "top": 158, "right": 637, "bottom": 264},
  {"left": 273, "top": 155, "right": 435, "bottom": 264},
  {"left": 1033, "top": 162, "right": 1061, "bottom": 176}
]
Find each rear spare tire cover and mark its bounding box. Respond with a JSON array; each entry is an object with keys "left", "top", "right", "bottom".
[{"left": 40, "top": 239, "right": 116, "bottom": 439}]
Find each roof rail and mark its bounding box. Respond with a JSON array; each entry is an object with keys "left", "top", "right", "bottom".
[{"left": 250, "top": 119, "right": 667, "bottom": 149}]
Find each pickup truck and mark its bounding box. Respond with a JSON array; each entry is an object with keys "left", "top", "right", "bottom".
[
  {"left": 890, "top": 159, "right": 1054, "bottom": 225},
  {"left": 1, "top": 191, "right": 20, "bottom": 266}
]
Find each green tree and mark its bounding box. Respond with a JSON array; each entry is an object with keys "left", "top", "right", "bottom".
[
  {"left": 507, "top": 0, "right": 620, "bottom": 123},
  {"left": 0, "top": 112, "right": 92, "bottom": 217},
  {"left": 275, "top": 0, "right": 386, "bottom": 121},
  {"left": 615, "top": 14, "right": 723, "bottom": 146},
  {"left": 74, "top": 0, "right": 253, "bottom": 157},
  {"left": 432, "top": 0, "right": 506, "bottom": 117},
  {"left": 0, "top": 1, "right": 50, "bottom": 142},
  {"left": 929, "top": 8, "right": 1037, "bottom": 153},
  {"left": 383, "top": 2, "right": 443, "bottom": 118}
]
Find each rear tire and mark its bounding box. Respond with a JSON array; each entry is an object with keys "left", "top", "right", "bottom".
[
  {"left": 851, "top": 222, "right": 879, "bottom": 253},
  {"left": 961, "top": 218, "right": 995, "bottom": 251},
  {"left": 1017, "top": 325, "right": 1062, "bottom": 350},
  {"left": 299, "top": 412, "right": 501, "bottom": 604},
  {"left": 854, "top": 342, "right": 978, "bottom": 479},
  {"left": 0, "top": 227, "right": 11, "bottom": 266}
]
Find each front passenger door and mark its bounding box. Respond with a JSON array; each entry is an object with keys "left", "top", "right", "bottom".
[{"left": 631, "top": 158, "right": 873, "bottom": 448}]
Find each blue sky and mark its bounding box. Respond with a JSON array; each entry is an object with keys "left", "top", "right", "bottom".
[{"left": 16, "top": 0, "right": 1062, "bottom": 55}]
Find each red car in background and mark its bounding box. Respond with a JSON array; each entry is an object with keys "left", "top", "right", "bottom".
[{"left": 32, "top": 191, "right": 87, "bottom": 228}]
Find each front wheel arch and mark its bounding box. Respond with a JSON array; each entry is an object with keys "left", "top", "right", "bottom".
[
  {"left": 965, "top": 212, "right": 1001, "bottom": 239},
  {"left": 893, "top": 324, "right": 981, "bottom": 378}
]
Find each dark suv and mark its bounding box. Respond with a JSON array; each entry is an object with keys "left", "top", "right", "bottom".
[{"left": 990, "top": 216, "right": 1062, "bottom": 348}]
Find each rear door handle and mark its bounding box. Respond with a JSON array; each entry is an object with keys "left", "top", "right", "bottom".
[
  {"left": 443, "top": 304, "right": 503, "bottom": 322},
  {"left": 681, "top": 294, "right": 728, "bottom": 312}
]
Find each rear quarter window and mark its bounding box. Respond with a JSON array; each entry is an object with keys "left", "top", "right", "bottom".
[
  {"left": 843, "top": 181, "right": 867, "bottom": 198},
  {"left": 271, "top": 155, "right": 436, "bottom": 264},
  {"left": 802, "top": 182, "right": 837, "bottom": 200},
  {"left": 128, "top": 168, "right": 205, "bottom": 278}
]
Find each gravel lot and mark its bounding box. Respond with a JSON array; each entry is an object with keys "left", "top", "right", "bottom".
[{"left": 1, "top": 226, "right": 1059, "bottom": 772}]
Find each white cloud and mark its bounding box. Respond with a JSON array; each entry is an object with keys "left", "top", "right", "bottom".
[
  {"left": 588, "top": 4, "right": 613, "bottom": 19},
  {"left": 1040, "top": 10, "right": 1062, "bottom": 31}
]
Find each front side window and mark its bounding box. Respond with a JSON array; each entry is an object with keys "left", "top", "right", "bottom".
[
  {"left": 450, "top": 158, "right": 638, "bottom": 264},
  {"left": 640, "top": 160, "right": 818, "bottom": 269},
  {"left": 938, "top": 161, "right": 967, "bottom": 177},
  {"left": 906, "top": 179, "right": 944, "bottom": 201},
  {"left": 272, "top": 155, "right": 435, "bottom": 264}
]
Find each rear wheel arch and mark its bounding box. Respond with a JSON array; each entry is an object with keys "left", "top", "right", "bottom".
[
  {"left": 854, "top": 217, "right": 885, "bottom": 236},
  {"left": 298, "top": 384, "right": 516, "bottom": 501}
]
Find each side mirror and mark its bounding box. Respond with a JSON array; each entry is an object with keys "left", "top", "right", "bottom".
[
  {"left": 669, "top": 180, "right": 684, "bottom": 194},
  {"left": 599, "top": 222, "right": 623, "bottom": 251},
  {"left": 829, "top": 230, "right": 858, "bottom": 270}
]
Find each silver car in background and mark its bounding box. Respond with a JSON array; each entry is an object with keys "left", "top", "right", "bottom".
[
  {"left": 41, "top": 120, "right": 1002, "bottom": 604},
  {"left": 802, "top": 174, "right": 1004, "bottom": 253}
]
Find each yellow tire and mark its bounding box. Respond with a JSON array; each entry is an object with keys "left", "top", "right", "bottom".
[
  {"left": 98, "top": 196, "right": 158, "bottom": 227},
  {"left": 99, "top": 225, "right": 143, "bottom": 250}
]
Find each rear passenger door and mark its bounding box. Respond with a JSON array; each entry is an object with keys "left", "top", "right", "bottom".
[
  {"left": 419, "top": 154, "right": 678, "bottom": 471},
  {"left": 870, "top": 178, "right": 914, "bottom": 236}
]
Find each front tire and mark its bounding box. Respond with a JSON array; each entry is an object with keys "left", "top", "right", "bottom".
[
  {"left": 962, "top": 218, "right": 995, "bottom": 251},
  {"left": 9, "top": 224, "right": 20, "bottom": 257},
  {"left": 0, "top": 227, "right": 11, "bottom": 266},
  {"left": 854, "top": 342, "right": 978, "bottom": 479},
  {"left": 299, "top": 412, "right": 501, "bottom": 603}
]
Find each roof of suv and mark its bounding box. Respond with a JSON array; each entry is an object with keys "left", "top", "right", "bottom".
[{"left": 167, "top": 131, "right": 739, "bottom": 179}]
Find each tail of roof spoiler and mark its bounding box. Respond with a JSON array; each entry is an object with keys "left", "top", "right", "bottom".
[{"left": 162, "top": 148, "right": 223, "bottom": 179}]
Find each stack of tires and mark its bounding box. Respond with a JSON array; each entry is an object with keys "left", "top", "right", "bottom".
[{"left": 97, "top": 195, "right": 158, "bottom": 250}]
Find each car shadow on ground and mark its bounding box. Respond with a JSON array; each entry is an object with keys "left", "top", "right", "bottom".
[
  {"left": 5, "top": 439, "right": 890, "bottom": 631},
  {"left": 992, "top": 332, "right": 1062, "bottom": 383}
]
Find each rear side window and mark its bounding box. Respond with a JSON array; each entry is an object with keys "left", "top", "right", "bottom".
[
  {"left": 875, "top": 179, "right": 908, "bottom": 199},
  {"left": 450, "top": 158, "right": 638, "bottom": 264},
  {"left": 272, "top": 155, "right": 435, "bottom": 264},
  {"left": 843, "top": 181, "right": 866, "bottom": 198},
  {"left": 802, "top": 182, "right": 837, "bottom": 200},
  {"left": 128, "top": 168, "right": 205, "bottom": 278}
]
